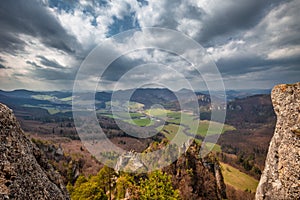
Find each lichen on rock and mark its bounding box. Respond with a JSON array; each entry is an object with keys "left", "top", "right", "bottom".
[{"left": 256, "top": 82, "right": 300, "bottom": 200}]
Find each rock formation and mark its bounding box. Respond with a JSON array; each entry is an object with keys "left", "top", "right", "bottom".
[
  {"left": 256, "top": 83, "right": 300, "bottom": 200},
  {"left": 115, "top": 140, "right": 227, "bottom": 199},
  {"left": 115, "top": 150, "right": 147, "bottom": 172},
  {"left": 0, "top": 103, "right": 69, "bottom": 199},
  {"left": 163, "top": 141, "right": 227, "bottom": 200}
]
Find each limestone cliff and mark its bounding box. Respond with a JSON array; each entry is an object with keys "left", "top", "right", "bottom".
[
  {"left": 0, "top": 103, "right": 69, "bottom": 199},
  {"left": 256, "top": 83, "right": 300, "bottom": 200}
]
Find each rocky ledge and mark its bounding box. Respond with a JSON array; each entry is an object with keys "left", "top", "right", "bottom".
[
  {"left": 256, "top": 82, "right": 300, "bottom": 200},
  {"left": 0, "top": 103, "right": 69, "bottom": 199}
]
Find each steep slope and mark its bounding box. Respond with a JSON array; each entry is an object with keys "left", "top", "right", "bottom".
[
  {"left": 0, "top": 103, "right": 69, "bottom": 199},
  {"left": 256, "top": 83, "right": 300, "bottom": 200}
]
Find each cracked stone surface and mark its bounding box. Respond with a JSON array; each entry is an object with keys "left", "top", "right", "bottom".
[{"left": 256, "top": 82, "right": 300, "bottom": 200}]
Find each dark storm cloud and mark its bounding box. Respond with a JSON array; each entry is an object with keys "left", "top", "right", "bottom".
[
  {"left": 26, "top": 59, "right": 76, "bottom": 80},
  {"left": 216, "top": 55, "right": 270, "bottom": 75},
  {"left": 196, "top": 0, "right": 300, "bottom": 88},
  {"left": 37, "top": 55, "right": 65, "bottom": 69},
  {"left": 32, "top": 67, "right": 76, "bottom": 80},
  {"left": 0, "top": 63, "right": 6, "bottom": 69},
  {"left": 101, "top": 55, "right": 144, "bottom": 81},
  {"left": 199, "top": 0, "right": 284, "bottom": 45},
  {"left": 139, "top": 0, "right": 285, "bottom": 45},
  {"left": 0, "top": 33, "right": 26, "bottom": 55},
  {"left": 0, "top": 0, "right": 80, "bottom": 54},
  {"left": 217, "top": 52, "right": 300, "bottom": 76},
  {"left": 26, "top": 60, "right": 42, "bottom": 69}
]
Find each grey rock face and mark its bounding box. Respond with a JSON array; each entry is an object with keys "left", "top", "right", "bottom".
[
  {"left": 256, "top": 83, "right": 300, "bottom": 200},
  {"left": 0, "top": 103, "right": 69, "bottom": 199},
  {"left": 114, "top": 150, "right": 147, "bottom": 173}
]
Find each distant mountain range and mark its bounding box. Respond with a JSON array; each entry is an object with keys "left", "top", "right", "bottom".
[{"left": 0, "top": 88, "right": 271, "bottom": 120}]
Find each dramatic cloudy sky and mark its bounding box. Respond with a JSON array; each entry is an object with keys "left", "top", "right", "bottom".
[{"left": 0, "top": 0, "right": 299, "bottom": 91}]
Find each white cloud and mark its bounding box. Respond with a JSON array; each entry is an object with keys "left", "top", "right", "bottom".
[
  {"left": 206, "top": 0, "right": 300, "bottom": 77},
  {"left": 136, "top": 0, "right": 205, "bottom": 38},
  {"left": 48, "top": 0, "right": 140, "bottom": 53},
  {"left": 177, "top": 18, "right": 202, "bottom": 39},
  {"left": 268, "top": 46, "right": 300, "bottom": 60},
  {"left": 50, "top": 7, "right": 107, "bottom": 53},
  {"left": 243, "top": 0, "right": 300, "bottom": 57},
  {"left": 0, "top": 33, "right": 79, "bottom": 90}
]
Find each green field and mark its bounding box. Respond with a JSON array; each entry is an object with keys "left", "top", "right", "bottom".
[
  {"left": 124, "top": 118, "right": 154, "bottom": 127},
  {"left": 161, "top": 124, "right": 180, "bottom": 140},
  {"left": 221, "top": 162, "right": 259, "bottom": 193},
  {"left": 106, "top": 101, "right": 144, "bottom": 110},
  {"left": 205, "top": 143, "right": 222, "bottom": 152},
  {"left": 160, "top": 124, "right": 192, "bottom": 145},
  {"left": 145, "top": 108, "right": 170, "bottom": 117},
  {"left": 164, "top": 111, "right": 235, "bottom": 137},
  {"left": 44, "top": 107, "right": 62, "bottom": 115},
  {"left": 129, "top": 112, "right": 144, "bottom": 118},
  {"left": 98, "top": 111, "right": 143, "bottom": 119},
  {"left": 98, "top": 108, "right": 235, "bottom": 140},
  {"left": 128, "top": 101, "right": 144, "bottom": 110},
  {"left": 97, "top": 111, "right": 154, "bottom": 127},
  {"left": 197, "top": 120, "right": 236, "bottom": 136},
  {"left": 60, "top": 96, "right": 72, "bottom": 101}
]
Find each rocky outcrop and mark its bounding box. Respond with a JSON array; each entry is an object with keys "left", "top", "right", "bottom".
[
  {"left": 0, "top": 103, "right": 69, "bottom": 199},
  {"left": 115, "top": 150, "right": 147, "bottom": 172},
  {"left": 256, "top": 83, "right": 300, "bottom": 200},
  {"left": 115, "top": 140, "right": 227, "bottom": 199},
  {"left": 163, "top": 141, "right": 227, "bottom": 200}
]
